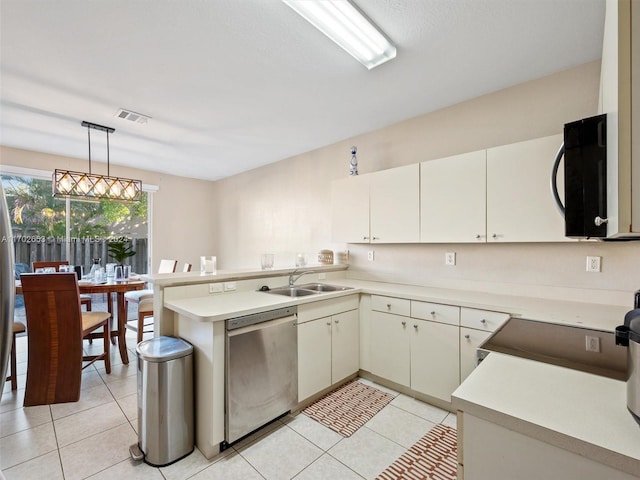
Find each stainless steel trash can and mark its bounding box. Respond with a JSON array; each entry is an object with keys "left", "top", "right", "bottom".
[{"left": 135, "top": 336, "right": 194, "bottom": 467}]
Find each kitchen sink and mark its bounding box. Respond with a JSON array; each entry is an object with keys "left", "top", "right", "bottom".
[
  {"left": 266, "top": 287, "right": 317, "bottom": 297},
  {"left": 297, "top": 283, "right": 353, "bottom": 292},
  {"left": 262, "top": 284, "right": 354, "bottom": 297}
]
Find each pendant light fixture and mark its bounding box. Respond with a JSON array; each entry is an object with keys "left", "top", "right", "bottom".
[{"left": 53, "top": 121, "right": 142, "bottom": 202}]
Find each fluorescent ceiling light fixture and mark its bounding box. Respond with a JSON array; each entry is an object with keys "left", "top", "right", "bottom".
[{"left": 283, "top": 0, "right": 396, "bottom": 69}]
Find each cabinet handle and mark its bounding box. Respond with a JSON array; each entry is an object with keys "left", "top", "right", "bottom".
[
  {"left": 464, "top": 334, "right": 470, "bottom": 340},
  {"left": 363, "top": 236, "right": 370, "bottom": 240},
  {"left": 480, "top": 319, "right": 487, "bottom": 324},
  {"left": 401, "top": 321, "right": 406, "bottom": 327},
  {"left": 413, "top": 324, "right": 418, "bottom": 330},
  {"left": 387, "top": 303, "right": 392, "bottom": 310},
  {"left": 334, "top": 319, "right": 339, "bottom": 324},
  {"left": 430, "top": 311, "right": 436, "bottom": 316},
  {"left": 372, "top": 236, "right": 380, "bottom": 240},
  {"left": 476, "top": 234, "right": 482, "bottom": 239},
  {"left": 326, "top": 321, "right": 331, "bottom": 326}
]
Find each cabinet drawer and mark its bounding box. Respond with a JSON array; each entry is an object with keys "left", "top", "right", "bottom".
[
  {"left": 297, "top": 295, "right": 359, "bottom": 323},
  {"left": 460, "top": 307, "right": 509, "bottom": 332},
  {"left": 371, "top": 295, "right": 410, "bottom": 316},
  {"left": 411, "top": 301, "right": 460, "bottom": 326}
]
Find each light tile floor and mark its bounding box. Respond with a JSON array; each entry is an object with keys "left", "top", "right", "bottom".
[{"left": 2, "top": 328, "right": 457, "bottom": 480}]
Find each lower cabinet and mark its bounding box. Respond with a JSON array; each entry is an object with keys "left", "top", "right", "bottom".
[
  {"left": 370, "top": 296, "right": 461, "bottom": 402},
  {"left": 369, "top": 296, "right": 510, "bottom": 403},
  {"left": 370, "top": 311, "right": 411, "bottom": 387},
  {"left": 459, "top": 307, "right": 510, "bottom": 382},
  {"left": 459, "top": 327, "right": 492, "bottom": 382},
  {"left": 411, "top": 319, "right": 459, "bottom": 402},
  {"left": 298, "top": 308, "right": 359, "bottom": 402}
]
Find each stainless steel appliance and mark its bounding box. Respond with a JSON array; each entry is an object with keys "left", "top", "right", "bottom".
[
  {"left": 225, "top": 306, "right": 298, "bottom": 445},
  {"left": 0, "top": 183, "right": 15, "bottom": 389},
  {"left": 615, "top": 309, "right": 640, "bottom": 425}
]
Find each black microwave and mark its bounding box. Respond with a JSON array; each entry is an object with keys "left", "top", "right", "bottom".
[{"left": 561, "top": 113, "right": 607, "bottom": 238}]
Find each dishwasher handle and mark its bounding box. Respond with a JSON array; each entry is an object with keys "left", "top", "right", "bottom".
[{"left": 226, "top": 314, "right": 298, "bottom": 337}]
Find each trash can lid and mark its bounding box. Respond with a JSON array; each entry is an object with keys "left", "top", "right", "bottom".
[{"left": 136, "top": 336, "right": 193, "bottom": 362}]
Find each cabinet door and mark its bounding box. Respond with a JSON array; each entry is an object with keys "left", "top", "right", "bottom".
[
  {"left": 460, "top": 327, "right": 492, "bottom": 382},
  {"left": 421, "top": 151, "right": 487, "bottom": 242},
  {"left": 370, "top": 311, "right": 410, "bottom": 386},
  {"left": 298, "top": 317, "right": 332, "bottom": 402},
  {"left": 486, "top": 134, "right": 570, "bottom": 242},
  {"left": 370, "top": 164, "right": 420, "bottom": 243},
  {"left": 331, "top": 309, "right": 359, "bottom": 383},
  {"left": 410, "top": 319, "right": 459, "bottom": 402},
  {"left": 331, "top": 175, "right": 370, "bottom": 243}
]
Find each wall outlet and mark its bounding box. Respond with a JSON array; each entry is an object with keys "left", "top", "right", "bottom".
[
  {"left": 209, "top": 283, "right": 223, "bottom": 293},
  {"left": 585, "top": 335, "right": 600, "bottom": 352},
  {"left": 367, "top": 251, "right": 375, "bottom": 261},
  {"left": 445, "top": 252, "right": 456, "bottom": 266},
  {"left": 224, "top": 281, "right": 237, "bottom": 291},
  {"left": 586, "top": 256, "right": 601, "bottom": 273}
]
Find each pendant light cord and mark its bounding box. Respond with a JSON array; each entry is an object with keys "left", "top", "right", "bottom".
[
  {"left": 87, "top": 124, "right": 92, "bottom": 174},
  {"left": 106, "top": 130, "right": 110, "bottom": 176}
]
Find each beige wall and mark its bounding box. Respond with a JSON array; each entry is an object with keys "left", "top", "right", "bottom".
[
  {"left": 212, "top": 60, "right": 640, "bottom": 307},
  {"left": 3, "top": 60, "right": 639, "bottom": 306},
  {"left": 0, "top": 146, "right": 216, "bottom": 273}
]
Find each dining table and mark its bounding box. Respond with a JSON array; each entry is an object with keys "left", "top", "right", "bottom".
[{"left": 16, "top": 277, "right": 146, "bottom": 365}]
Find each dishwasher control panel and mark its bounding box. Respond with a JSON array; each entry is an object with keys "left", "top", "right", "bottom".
[{"left": 226, "top": 306, "right": 298, "bottom": 330}]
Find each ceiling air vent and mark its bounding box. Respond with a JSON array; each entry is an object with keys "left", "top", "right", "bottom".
[{"left": 115, "top": 108, "right": 151, "bottom": 125}]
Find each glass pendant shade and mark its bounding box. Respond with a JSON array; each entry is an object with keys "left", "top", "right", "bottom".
[
  {"left": 53, "top": 121, "right": 143, "bottom": 203},
  {"left": 53, "top": 169, "right": 142, "bottom": 202}
]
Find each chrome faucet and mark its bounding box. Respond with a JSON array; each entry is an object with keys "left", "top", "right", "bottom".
[{"left": 289, "top": 269, "right": 314, "bottom": 287}]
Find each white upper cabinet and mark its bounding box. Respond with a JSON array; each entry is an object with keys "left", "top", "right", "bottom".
[
  {"left": 334, "top": 135, "right": 570, "bottom": 244},
  {"left": 331, "top": 164, "right": 420, "bottom": 243},
  {"left": 369, "top": 164, "right": 420, "bottom": 243},
  {"left": 486, "top": 134, "right": 569, "bottom": 242},
  {"left": 420, "top": 151, "right": 486, "bottom": 242},
  {"left": 331, "top": 174, "right": 370, "bottom": 243}
]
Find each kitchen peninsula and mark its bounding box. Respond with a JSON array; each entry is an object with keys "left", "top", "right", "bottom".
[{"left": 146, "top": 266, "right": 636, "bottom": 476}]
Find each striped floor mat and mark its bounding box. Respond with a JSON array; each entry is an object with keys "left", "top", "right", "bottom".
[
  {"left": 303, "top": 380, "right": 394, "bottom": 437},
  {"left": 377, "top": 424, "right": 458, "bottom": 480}
]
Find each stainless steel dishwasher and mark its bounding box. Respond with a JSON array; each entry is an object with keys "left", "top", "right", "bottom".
[{"left": 225, "top": 305, "right": 298, "bottom": 444}]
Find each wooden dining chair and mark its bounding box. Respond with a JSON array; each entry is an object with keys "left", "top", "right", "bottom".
[
  {"left": 32, "top": 261, "right": 93, "bottom": 311},
  {"left": 20, "top": 272, "right": 111, "bottom": 406},
  {"left": 5, "top": 322, "right": 26, "bottom": 391}
]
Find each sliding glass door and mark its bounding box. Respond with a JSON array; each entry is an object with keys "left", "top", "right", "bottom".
[{"left": 1, "top": 174, "right": 149, "bottom": 275}]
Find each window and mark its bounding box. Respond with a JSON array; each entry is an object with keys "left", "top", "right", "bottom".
[{"left": 2, "top": 173, "right": 150, "bottom": 274}]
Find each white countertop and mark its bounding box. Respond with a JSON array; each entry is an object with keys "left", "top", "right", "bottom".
[
  {"left": 163, "top": 276, "right": 630, "bottom": 331},
  {"left": 452, "top": 353, "right": 640, "bottom": 476}
]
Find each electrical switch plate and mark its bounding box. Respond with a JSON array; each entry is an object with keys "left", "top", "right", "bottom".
[
  {"left": 367, "top": 251, "right": 375, "bottom": 261},
  {"left": 585, "top": 335, "right": 600, "bottom": 352},
  {"left": 445, "top": 252, "right": 456, "bottom": 266},
  {"left": 586, "top": 256, "right": 601, "bottom": 272},
  {"left": 209, "top": 283, "right": 223, "bottom": 293},
  {"left": 224, "top": 282, "right": 237, "bottom": 291}
]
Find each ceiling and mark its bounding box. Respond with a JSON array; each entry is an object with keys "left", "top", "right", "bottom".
[{"left": 0, "top": 0, "right": 605, "bottom": 181}]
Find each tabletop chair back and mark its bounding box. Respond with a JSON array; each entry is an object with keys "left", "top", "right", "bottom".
[
  {"left": 158, "top": 259, "right": 178, "bottom": 274},
  {"left": 20, "top": 272, "right": 110, "bottom": 406},
  {"left": 32, "top": 260, "right": 92, "bottom": 310}
]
